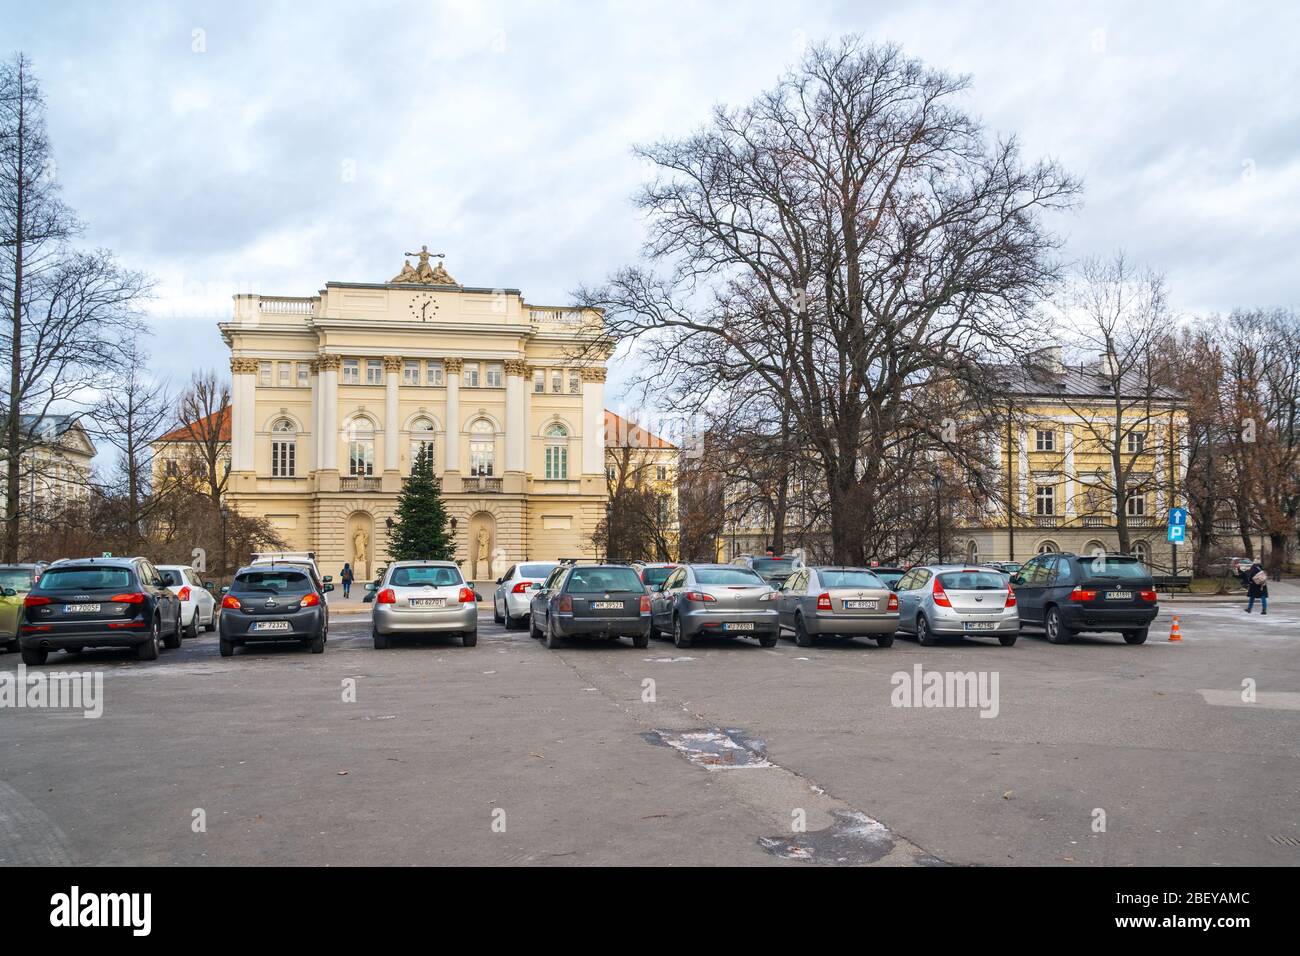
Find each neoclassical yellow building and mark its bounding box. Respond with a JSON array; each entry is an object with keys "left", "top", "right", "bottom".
[{"left": 219, "top": 252, "right": 610, "bottom": 582}]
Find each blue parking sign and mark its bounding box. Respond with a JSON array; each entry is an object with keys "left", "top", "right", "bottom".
[
  {"left": 1168, "top": 507, "right": 1187, "bottom": 527},
  {"left": 1167, "top": 524, "right": 1185, "bottom": 543}
]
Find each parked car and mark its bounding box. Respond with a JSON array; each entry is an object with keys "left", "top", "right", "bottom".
[
  {"left": 730, "top": 554, "right": 799, "bottom": 587},
  {"left": 492, "top": 561, "right": 560, "bottom": 630},
  {"left": 250, "top": 553, "right": 332, "bottom": 595},
  {"left": 987, "top": 561, "right": 1022, "bottom": 578},
  {"left": 19, "top": 557, "right": 183, "bottom": 664},
  {"left": 0, "top": 563, "right": 44, "bottom": 653},
  {"left": 776, "top": 566, "right": 898, "bottom": 647},
  {"left": 156, "top": 564, "right": 217, "bottom": 638},
  {"left": 650, "top": 563, "right": 780, "bottom": 648},
  {"left": 893, "top": 564, "right": 1019, "bottom": 646},
  {"left": 1011, "top": 552, "right": 1158, "bottom": 645},
  {"left": 218, "top": 565, "right": 332, "bottom": 656},
  {"left": 528, "top": 563, "right": 651, "bottom": 649},
  {"left": 634, "top": 562, "right": 679, "bottom": 591},
  {"left": 370, "top": 560, "right": 477, "bottom": 648},
  {"left": 867, "top": 565, "right": 908, "bottom": 590}
]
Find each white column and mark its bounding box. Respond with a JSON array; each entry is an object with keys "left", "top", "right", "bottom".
[
  {"left": 444, "top": 358, "right": 461, "bottom": 473},
  {"left": 1064, "top": 428, "right": 1077, "bottom": 517},
  {"left": 384, "top": 357, "right": 400, "bottom": 472},
  {"left": 310, "top": 363, "right": 321, "bottom": 471},
  {"left": 581, "top": 368, "right": 606, "bottom": 475},
  {"left": 321, "top": 359, "right": 339, "bottom": 471},
  {"left": 1017, "top": 428, "right": 1029, "bottom": 515},
  {"left": 505, "top": 360, "right": 526, "bottom": 472},
  {"left": 229, "top": 361, "right": 251, "bottom": 471}
]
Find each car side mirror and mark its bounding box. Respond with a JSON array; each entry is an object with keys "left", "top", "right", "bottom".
[
  {"left": 1, "top": 588, "right": 14, "bottom": 597},
  {"left": 323, "top": 575, "right": 333, "bottom": 583},
  {"left": 203, "top": 581, "right": 214, "bottom": 590},
  {"left": 496, "top": 576, "right": 503, "bottom": 584},
  {"left": 365, "top": 582, "right": 376, "bottom": 592},
  {"left": 1010, "top": 575, "right": 1023, "bottom": 586},
  {"left": 220, "top": 586, "right": 230, "bottom": 594},
  {"left": 323, "top": 583, "right": 334, "bottom": 593},
  {"left": 531, "top": 581, "right": 543, "bottom": 590}
]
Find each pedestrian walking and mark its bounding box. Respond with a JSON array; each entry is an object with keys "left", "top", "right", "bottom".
[
  {"left": 1241, "top": 560, "right": 1269, "bottom": 615},
  {"left": 341, "top": 562, "right": 355, "bottom": 599}
]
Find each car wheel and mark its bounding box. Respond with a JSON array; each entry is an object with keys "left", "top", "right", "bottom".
[
  {"left": 529, "top": 612, "right": 544, "bottom": 640},
  {"left": 916, "top": 615, "right": 937, "bottom": 647},
  {"left": 203, "top": 610, "right": 216, "bottom": 632},
  {"left": 21, "top": 647, "right": 47, "bottom": 666},
  {"left": 633, "top": 630, "right": 650, "bottom": 649},
  {"left": 136, "top": 618, "right": 161, "bottom": 660},
  {"left": 758, "top": 633, "right": 778, "bottom": 648},
  {"left": 998, "top": 631, "right": 1019, "bottom": 647},
  {"left": 1123, "top": 628, "right": 1148, "bottom": 645},
  {"left": 310, "top": 629, "right": 325, "bottom": 654},
  {"left": 219, "top": 637, "right": 234, "bottom": 658},
  {"left": 373, "top": 628, "right": 389, "bottom": 650},
  {"left": 7, "top": 638, "right": 18, "bottom": 653},
  {"left": 544, "top": 615, "right": 563, "bottom": 649},
  {"left": 875, "top": 633, "right": 895, "bottom": 648},
  {"left": 1045, "top": 607, "right": 1073, "bottom": 645},
  {"left": 182, "top": 612, "right": 199, "bottom": 640},
  {"left": 462, "top": 629, "right": 478, "bottom": 648},
  {"left": 794, "top": 614, "right": 813, "bottom": 647},
  {"left": 493, "top": 600, "right": 504, "bottom": 625},
  {"left": 672, "top": 614, "right": 692, "bottom": 649}
]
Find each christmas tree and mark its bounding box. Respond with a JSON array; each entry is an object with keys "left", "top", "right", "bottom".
[{"left": 386, "top": 445, "right": 455, "bottom": 561}]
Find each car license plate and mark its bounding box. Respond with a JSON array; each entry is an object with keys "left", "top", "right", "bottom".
[
  {"left": 963, "top": 621, "right": 996, "bottom": 631},
  {"left": 1106, "top": 591, "right": 1132, "bottom": 600},
  {"left": 64, "top": 604, "right": 101, "bottom": 613},
  {"left": 410, "top": 598, "right": 445, "bottom": 608},
  {"left": 591, "top": 601, "right": 622, "bottom": 610},
  {"left": 252, "top": 621, "right": 290, "bottom": 632},
  {"left": 724, "top": 622, "right": 755, "bottom": 631},
  {"left": 843, "top": 600, "right": 876, "bottom": 610}
]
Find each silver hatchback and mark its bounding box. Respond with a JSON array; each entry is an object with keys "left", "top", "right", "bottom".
[
  {"left": 776, "top": 566, "right": 898, "bottom": 647},
  {"left": 370, "top": 561, "right": 478, "bottom": 648},
  {"left": 893, "top": 565, "right": 1019, "bottom": 646}
]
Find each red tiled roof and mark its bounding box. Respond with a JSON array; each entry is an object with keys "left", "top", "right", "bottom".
[
  {"left": 155, "top": 407, "right": 231, "bottom": 443},
  {"left": 604, "top": 410, "right": 675, "bottom": 450}
]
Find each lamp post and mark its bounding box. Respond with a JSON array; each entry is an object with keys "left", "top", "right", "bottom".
[
  {"left": 219, "top": 503, "right": 229, "bottom": 585},
  {"left": 931, "top": 472, "right": 944, "bottom": 563}
]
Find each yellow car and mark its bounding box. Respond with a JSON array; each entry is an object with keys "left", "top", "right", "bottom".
[{"left": 0, "top": 564, "right": 45, "bottom": 653}]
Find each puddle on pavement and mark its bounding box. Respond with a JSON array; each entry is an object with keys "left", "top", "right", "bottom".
[
  {"left": 759, "top": 809, "right": 899, "bottom": 865},
  {"left": 643, "top": 727, "right": 772, "bottom": 770}
]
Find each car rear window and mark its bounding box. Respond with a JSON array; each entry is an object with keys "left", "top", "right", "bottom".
[
  {"left": 1082, "top": 558, "right": 1151, "bottom": 579},
  {"left": 873, "top": 570, "right": 905, "bottom": 585},
  {"left": 38, "top": 567, "right": 134, "bottom": 591},
  {"left": 233, "top": 571, "right": 311, "bottom": 593},
  {"left": 566, "top": 568, "right": 644, "bottom": 593},
  {"left": 937, "top": 571, "right": 1006, "bottom": 590},
  {"left": 819, "top": 570, "right": 885, "bottom": 589},
  {"left": 752, "top": 558, "right": 795, "bottom": 574},
  {"left": 390, "top": 566, "right": 462, "bottom": 587},
  {"left": 158, "top": 569, "right": 185, "bottom": 586},
  {"left": 641, "top": 566, "right": 675, "bottom": 587},
  {"left": 696, "top": 568, "right": 765, "bottom": 586},
  {"left": 0, "top": 569, "right": 34, "bottom": 591},
  {"left": 518, "top": 563, "right": 558, "bottom": 578}
]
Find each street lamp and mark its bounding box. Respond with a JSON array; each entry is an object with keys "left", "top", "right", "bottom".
[
  {"left": 219, "top": 503, "right": 229, "bottom": 584},
  {"left": 931, "top": 472, "right": 944, "bottom": 564}
]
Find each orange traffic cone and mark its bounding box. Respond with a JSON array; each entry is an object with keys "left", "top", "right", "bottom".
[{"left": 1168, "top": 616, "right": 1182, "bottom": 642}]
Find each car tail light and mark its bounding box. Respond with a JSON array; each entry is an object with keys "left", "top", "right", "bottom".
[
  {"left": 221, "top": 594, "right": 242, "bottom": 610},
  {"left": 887, "top": 592, "right": 899, "bottom": 611},
  {"left": 458, "top": 587, "right": 476, "bottom": 604},
  {"left": 376, "top": 588, "right": 396, "bottom": 604},
  {"left": 1139, "top": 589, "right": 1158, "bottom": 602},
  {"left": 557, "top": 594, "right": 572, "bottom": 613},
  {"left": 300, "top": 593, "right": 320, "bottom": 607},
  {"left": 758, "top": 591, "right": 779, "bottom": 602},
  {"left": 931, "top": 578, "right": 951, "bottom": 607},
  {"left": 512, "top": 580, "right": 532, "bottom": 594},
  {"left": 1070, "top": 586, "right": 1097, "bottom": 602},
  {"left": 177, "top": 586, "right": 191, "bottom": 602},
  {"left": 109, "top": 620, "right": 147, "bottom": 628},
  {"left": 639, "top": 594, "right": 651, "bottom": 613},
  {"left": 816, "top": 592, "right": 832, "bottom": 610},
  {"left": 684, "top": 591, "right": 716, "bottom": 603},
  {"left": 23, "top": 595, "right": 50, "bottom": 607},
  {"left": 111, "top": 593, "right": 146, "bottom": 603},
  {"left": 1004, "top": 589, "right": 1017, "bottom": 608}
]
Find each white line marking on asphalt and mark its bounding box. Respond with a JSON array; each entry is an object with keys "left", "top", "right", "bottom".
[{"left": 1198, "top": 689, "right": 1300, "bottom": 710}]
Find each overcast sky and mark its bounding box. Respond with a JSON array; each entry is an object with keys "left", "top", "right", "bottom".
[{"left": 6, "top": 0, "right": 1299, "bottom": 439}]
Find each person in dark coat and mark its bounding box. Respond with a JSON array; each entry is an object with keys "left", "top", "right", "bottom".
[
  {"left": 340, "top": 563, "right": 355, "bottom": 599},
  {"left": 1241, "top": 561, "right": 1268, "bottom": 615}
]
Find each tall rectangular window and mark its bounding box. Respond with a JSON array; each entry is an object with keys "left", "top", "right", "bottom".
[
  {"left": 365, "top": 359, "right": 383, "bottom": 385},
  {"left": 1035, "top": 429, "right": 1055, "bottom": 452},
  {"left": 403, "top": 361, "right": 420, "bottom": 385},
  {"left": 342, "top": 359, "right": 360, "bottom": 385},
  {"left": 464, "top": 363, "right": 480, "bottom": 387},
  {"left": 551, "top": 370, "right": 563, "bottom": 393},
  {"left": 1126, "top": 431, "right": 1146, "bottom": 453},
  {"left": 258, "top": 362, "right": 272, "bottom": 386},
  {"left": 485, "top": 363, "right": 504, "bottom": 388},
  {"left": 348, "top": 441, "right": 374, "bottom": 476},
  {"left": 296, "top": 363, "right": 309, "bottom": 386},
  {"left": 277, "top": 363, "right": 290, "bottom": 387},
  {"left": 534, "top": 370, "right": 545, "bottom": 393},
  {"left": 1126, "top": 490, "right": 1146, "bottom": 516},
  {"left": 569, "top": 371, "right": 581, "bottom": 394},
  {"left": 545, "top": 445, "right": 568, "bottom": 480},
  {"left": 426, "top": 360, "right": 444, "bottom": 386},
  {"left": 271, "top": 440, "right": 296, "bottom": 477},
  {"left": 1035, "top": 485, "right": 1055, "bottom": 515}
]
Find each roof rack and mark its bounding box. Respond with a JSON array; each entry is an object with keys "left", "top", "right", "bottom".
[{"left": 558, "top": 557, "right": 633, "bottom": 566}]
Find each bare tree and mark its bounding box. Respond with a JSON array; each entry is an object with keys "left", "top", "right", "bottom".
[
  {"left": 579, "top": 38, "right": 1079, "bottom": 563},
  {"left": 161, "top": 368, "right": 231, "bottom": 508},
  {"left": 0, "top": 53, "right": 149, "bottom": 559}
]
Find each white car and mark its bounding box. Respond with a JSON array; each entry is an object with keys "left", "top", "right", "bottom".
[
  {"left": 493, "top": 561, "right": 560, "bottom": 629},
  {"left": 156, "top": 565, "right": 217, "bottom": 638}
]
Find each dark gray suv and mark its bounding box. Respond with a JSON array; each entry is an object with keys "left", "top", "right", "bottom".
[{"left": 1012, "top": 552, "right": 1159, "bottom": 644}]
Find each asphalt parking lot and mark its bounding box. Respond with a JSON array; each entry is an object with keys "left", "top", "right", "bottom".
[{"left": 1, "top": 600, "right": 1297, "bottom": 866}]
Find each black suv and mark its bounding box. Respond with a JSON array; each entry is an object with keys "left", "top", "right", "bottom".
[
  {"left": 1012, "top": 552, "right": 1159, "bottom": 644},
  {"left": 527, "top": 563, "right": 651, "bottom": 649},
  {"left": 218, "top": 565, "right": 332, "bottom": 656},
  {"left": 20, "top": 557, "right": 183, "bottom": 664}
]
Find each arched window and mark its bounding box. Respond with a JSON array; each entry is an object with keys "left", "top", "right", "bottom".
[
  {"left": 345, "top": 417, "right": 375, "bottom": 477},
  {"left": 410, "top": 418, "right": 435, "bottom": 471},
  {"left": 544, "top": 423, "right": 568, "bottom": 479},
  {"left": 1132, "top": 540, "right": 1151, "bottom": 565},
  {"left": 1036, "top": 540, "right": 1059, "bottom": 555},
  {"left": 966, "top": 541, "right": 979, "bottom": 564},
  {"left": 271, "top": 419, "right": 297, "bottom": 477},
  {"left": 469, "top": 419, "right": 495, "bottom": 477}
]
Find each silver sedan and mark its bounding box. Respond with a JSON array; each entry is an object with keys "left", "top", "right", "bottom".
[
  {"left": 893, "top": 565, "right": 1019, "bottom": 646},
  {"left": 776, "top": 566, "right": 898, "bottom": 647},
  {"left": 370, "top": 560, "right": 478, "bottom": 648},
  {"left": 649, "top": 564, "right": 780, "bottom": 648}
]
